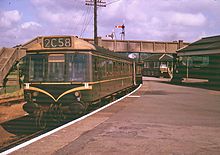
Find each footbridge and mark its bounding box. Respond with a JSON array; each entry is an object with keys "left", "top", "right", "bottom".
[
  {"left": 84, "top": 37, "right": 188, "bottom": 54},
  {"left": 0, "top": 47, "right": 25, "bottom": 87},
  {"left": 0, "top": 36, "right": 189, "bottom": 88}
]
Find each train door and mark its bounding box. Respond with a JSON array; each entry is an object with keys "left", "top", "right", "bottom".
[{"left": 92, "top": 56, "right": 101, "bottom": 99}]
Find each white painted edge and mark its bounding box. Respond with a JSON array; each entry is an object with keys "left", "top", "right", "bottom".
[
  {"left": 127, "top": 95, "right": 141, "bottom": 98},
  {"left": 1, "top": 84, "right": 142, "bottom": 155}
]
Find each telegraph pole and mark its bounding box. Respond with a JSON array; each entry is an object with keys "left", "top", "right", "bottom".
[
  {"left": 94, "top": 0, "right": 98, "bottom": 44},
  {"left": 85, "top": 0, "right": 106, "bottom": 45}
]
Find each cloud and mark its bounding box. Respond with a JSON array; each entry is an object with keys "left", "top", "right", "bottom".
[
  {"left": 21, "top": 21, "right": 42, "bottom": 29},
  {"left": 30, "top": 1, "right": 94, "bottom": 37},
  {"left": 99, "top": 0, "right": 215, "bottom": 42},
  {"left": 0, "top": 20, "right": 43, "bottom": 47},
  {"left": 0, "top": 10, "right": 21, "bottom": 28},
  {"left": 1, "top": 0, "right": 220, "bottom": 47},
  {"left": 170, "top": 12, "right": 206, "bottom": 26},
  {"left": 31, "top": 0, "right": 85, "bottom": 11}
]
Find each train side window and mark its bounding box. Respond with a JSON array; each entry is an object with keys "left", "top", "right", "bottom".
[
  {"left": 102, "top": 59, "right": 106, "bottom": 78},
  {"left": 92, "top": 57, "right": 99, "bottom": 81},
  {"left": 115, "top": 62, "right": 117, "bottom": 75},
  {"left": 99, "top": 58, "right": 106, "bottom": 79},
  {"left": 121, "top": 62, "right": 124, "bottom": 75},
  {"left": 113, "top": 61, "right": 116, "bottom": 76},
  {"left": 108, "top": 60, "right": 113, "bottom": 77},
  {"left": 106, "top": 60, "right": 109, "bottom": 77},
  {"left": 117, "top": 61, "right": 120, "bottom": 76},
  {"left": 93, "top": 58, "right": 97, "bottom": 71},
  {"left": 104, "top": 59, "right": 108, "bottom": 78},
  {"left": 118, "top": 62, "right": 121, "bottom": 75},
  {"left": 125, "top": 63, "right": 129, "bottom": 76},
  {"left": 122, "top": 62, "right": 124, "bottom": 75},
  {"left": 97, "top": 58, "right": 101, "bottom": 79}
]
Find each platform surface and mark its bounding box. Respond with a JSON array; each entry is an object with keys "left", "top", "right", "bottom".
[{"left": 10, "top": 77, "right": 220, "bottom": 155}]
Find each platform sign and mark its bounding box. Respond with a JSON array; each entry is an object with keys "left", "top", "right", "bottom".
[{"left": 43, "top": 37, "right": 72, "bottom": 48}]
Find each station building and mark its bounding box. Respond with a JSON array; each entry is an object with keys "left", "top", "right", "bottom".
[
  {"left": 176, "top": 35, "right": 220, "bottom": 82},
  {"left": 142, "top": 54, "right": 173, "bottom": 78}
]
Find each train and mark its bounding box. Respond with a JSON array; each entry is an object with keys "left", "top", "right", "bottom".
[{"left": 21, "top": 36, "right": 142, "bottom": 128}]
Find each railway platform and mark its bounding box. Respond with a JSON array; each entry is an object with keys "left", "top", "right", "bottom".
[{"left": 5, "top": 77, "right": 220, "bottom": 155}]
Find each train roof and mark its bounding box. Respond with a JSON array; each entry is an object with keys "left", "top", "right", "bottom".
[
  {"left": 21, "top": 35, "right": 133, "bottom": 61},
  {"left": 21, "top": 35, "right": 95, "bottom": 51}
]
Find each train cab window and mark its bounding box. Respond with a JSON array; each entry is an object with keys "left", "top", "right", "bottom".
[
  {"left": 65, "top": 53, "right": 89, "bottom": 81},
  {"left": 28, "top": 53, "right": 90, "bottom": 82},
  {"left": 48, "top": 54, "right": 65, "bottom": 81},
  {"left": 29, "top": 54, "right": 47, "bottom": 81}
]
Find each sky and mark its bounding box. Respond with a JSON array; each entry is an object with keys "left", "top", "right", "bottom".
[{"left": 0, "top": 0, "right": 220, "bottom": 47}]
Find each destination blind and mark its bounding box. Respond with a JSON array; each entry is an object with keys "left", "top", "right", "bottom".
[{"left": 43, "top": 37, "right": 72, "bottom": 48}]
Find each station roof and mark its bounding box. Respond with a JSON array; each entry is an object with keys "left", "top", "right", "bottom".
[
  {"left": 177, "top": 35, "right": 220, "bottom": 56},
  {"left": 143, "top": 54, "right": 173, "bottom": 62}
]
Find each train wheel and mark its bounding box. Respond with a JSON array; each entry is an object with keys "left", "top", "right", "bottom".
[
  {"left": 35, "top": 111, "right": 47, "bottom": 129},
  {"left": 77, "top": 101, "right": 87, "bottom": 115},
  {"left": 56, "top": 104, "right": 65, "bottom": 122},
  {"left": 69, "top": 101, "right": 87, "bottom": 118},
  {"left": 49, "top": 104, "right": 65, "bottom": 124}
]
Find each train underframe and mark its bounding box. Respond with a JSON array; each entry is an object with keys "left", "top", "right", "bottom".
[
  {"left": 23, "top": 78, "right": 140, "bottom": 128},
  {"left": 23, "top": 99, "right": 86, "bottom": 128}
]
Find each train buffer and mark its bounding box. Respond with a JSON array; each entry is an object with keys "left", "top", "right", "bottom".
[{"left": 4, "top": 77, "right": 220, "bottom": 155}]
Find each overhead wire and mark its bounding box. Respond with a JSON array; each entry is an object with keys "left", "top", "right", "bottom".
[
  {"left": 72, "top": 1, "right": 87, "bottom": 36},
  {"left": 79, "top": 6, "right": 90, "bottom": 37},
  {"left": 69, "top": 0, "right": 86, "bottom": 36},
  {"left": 77, "top": 0, "right": 121, "bottom": 38},
  {"left": 106, "top": 0, "right": 121, "bottom": 5},
  {"left": 78, "top": 2, "right": 89, "bottom": 35},
  {"left": 80, "top": 5, "right": 93, "bottom": 37}
]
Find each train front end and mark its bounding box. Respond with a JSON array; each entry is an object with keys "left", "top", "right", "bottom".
[{"left": 22, "top": 36, "right": 94, "bottom": 127}]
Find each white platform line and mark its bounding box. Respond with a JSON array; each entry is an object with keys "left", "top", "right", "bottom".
[
  {"left": 127, "top": 95, "right": 141, "bottom": 98},
  {"left": 1, "top": 84, "right": 142, "bottom": 155}
]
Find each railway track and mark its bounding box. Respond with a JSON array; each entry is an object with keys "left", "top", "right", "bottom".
[
  {"left": 0, "top": 113, "right": 80, "bottom": 153},
  {"left": 0, "top": 114, "right": 43, "bottom": 152},
  {"left": 0, "top": 124, "right": 44, "bottom": 153}
]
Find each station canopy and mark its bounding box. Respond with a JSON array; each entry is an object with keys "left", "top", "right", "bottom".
[
  {"left": 177, "top": 35, "right": 220, "bottom": 56},
  {"left": 143, "top": 54, "right": 173, "bottom": 62}
]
